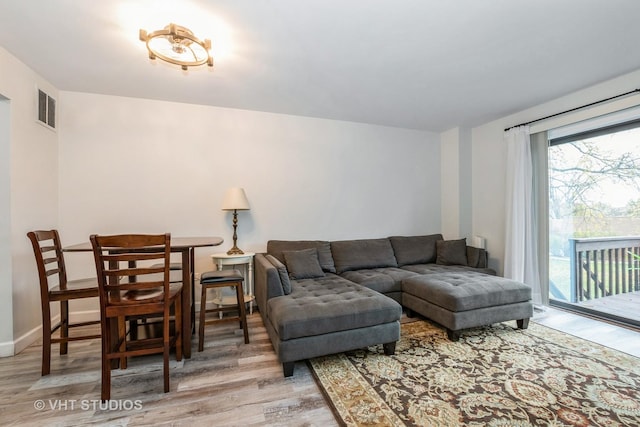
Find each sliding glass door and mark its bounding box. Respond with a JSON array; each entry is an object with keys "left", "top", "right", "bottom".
[{"left": 547, "top": 121, "right": 640, "bottom": 326}]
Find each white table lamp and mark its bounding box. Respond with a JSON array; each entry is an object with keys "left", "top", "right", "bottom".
[{"left": 222, "top": 187, "right": 250, "bottom": 255}]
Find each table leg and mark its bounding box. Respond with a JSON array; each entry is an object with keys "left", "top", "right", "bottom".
[
  {"left": 190, "top": 247, "right": 195, "bottom": 335},
  {"left": 217, "top": 259, "right": 224, "bottom": 319},
  {"left": 248, "top": 259, "right": 254, "bottom": 314},
  {"left": 181, "top": 249, "right": 192, "bottom": 359}
]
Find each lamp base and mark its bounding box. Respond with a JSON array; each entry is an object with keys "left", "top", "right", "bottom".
[
  {"left": 227, "top": 246, "right": 245, "bottom": 255},
  {"left": 227, "top": 208, "right": 245, "bottom": 255}
]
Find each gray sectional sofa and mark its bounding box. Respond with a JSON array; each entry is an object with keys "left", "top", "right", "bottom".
[{"left": 255, "top": 234, "right": 533, "bottom": 376}]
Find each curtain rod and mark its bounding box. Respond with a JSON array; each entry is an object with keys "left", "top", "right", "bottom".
[{"left": 504, "top": 88, "right": 640, "bottom": 132}]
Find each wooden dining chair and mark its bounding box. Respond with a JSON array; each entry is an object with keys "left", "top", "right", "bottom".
[
  {"left": 27, "top": 230, "right": 101, "bottom": 376},
  {"left": 90, "top": 233, "right": 182, "bottom": 401}
]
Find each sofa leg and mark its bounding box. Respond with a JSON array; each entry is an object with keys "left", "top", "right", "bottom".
[
  {"left": 517, "top": 318, "right": 530, "bottom": 329},
  {"left": 405, "top": 308, "right": 416, "bottom": 318},
  {"left": 282, "top": 362, "right": 294, "bottom": 377},
  {"left": 383, "top": 341, "right": 396, "bottom": 355},
  {"left": 446, "top": 329, "right": 461, "bottom": 341}
]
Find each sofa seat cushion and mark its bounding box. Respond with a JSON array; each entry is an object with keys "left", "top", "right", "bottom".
[
  {"left": 340, "top": 267, "right": 417, "bottom": 294},
  {"left": 267, "top": 275, "right": 402, "bottom": 341},
  {"left": 402, "top": 272, "right": 532, "bottom": 312},
  {"left": 401, "top": 263, "right": 497, "bottom": 276}
]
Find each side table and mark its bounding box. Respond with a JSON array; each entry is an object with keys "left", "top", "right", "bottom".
[{"left": 210, "top": 252, "right": 255, "bottom": 313}]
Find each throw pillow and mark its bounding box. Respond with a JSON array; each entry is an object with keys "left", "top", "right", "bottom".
[
  {"left": 265, "top": 254, "right": 292, "bottom": 295},
  {"left": 266, "top": 240, "right": 336, "bottom": 273},
  {"left": 436, "top": 238, "right": 468, "bottom": 266},
  {"left": 283, "top": 248, "right": 326, "bottom": 280}
]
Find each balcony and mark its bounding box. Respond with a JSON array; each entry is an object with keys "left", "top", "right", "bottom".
[{"left": 551, "top": 237, "right": 640, "bottom": 327}]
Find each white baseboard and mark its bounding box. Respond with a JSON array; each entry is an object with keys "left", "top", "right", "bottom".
[
  {"left": 1, "top": 310, "right": 100, "bottom": 357},
  {"left": 13, "top": 324, "right": 41, "bottom": 355},
  {"left": 64, "top": 309, "right": 100, "bottom": 324},
  {"left": 0, "top": 340, "right": 14, "bottom": 357}
]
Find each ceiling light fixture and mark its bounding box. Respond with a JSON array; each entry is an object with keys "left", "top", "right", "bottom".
[{"left": 139, "top": 23, "right": 214, "bottom": 70}]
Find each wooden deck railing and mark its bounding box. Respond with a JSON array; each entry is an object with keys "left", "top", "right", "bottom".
[{"left": 569, "top": 237, "right": 640, "bottom": 303}]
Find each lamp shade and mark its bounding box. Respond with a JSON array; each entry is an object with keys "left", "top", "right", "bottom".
[{"left": 221, "top": 187, "right": 250, "bottom": 211}]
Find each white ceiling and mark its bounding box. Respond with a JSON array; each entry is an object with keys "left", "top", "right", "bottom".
[{"left": 1, "top": 0, "right": 640, "bottom": 132}]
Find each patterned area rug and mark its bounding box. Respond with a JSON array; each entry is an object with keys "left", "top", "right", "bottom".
[{"left": 309, "top": 320, "right": 640, "bottom": 426}]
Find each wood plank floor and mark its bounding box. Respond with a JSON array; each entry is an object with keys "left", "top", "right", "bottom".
[
  {"left": 533, "top": 306, "right": 640, "bottom": 357},
  {"left": 1, "top": 313, "right": 338, "bottom": 427},
  {"left": 2, "top": 308, "right": 639, "bottom": 426},
  {"left": 573, "top": 290, "right": 640, "bottom": 325}
]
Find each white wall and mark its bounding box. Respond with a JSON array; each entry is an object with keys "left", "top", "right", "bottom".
[
  {"left": 0, "top": 46, "right": 59, "bottom": 355},
  {"left": 440, "top": 127, "right": 472, "bottom": 240},
  {"left": 58, "top": 91, "right": 442, "bottom": 286},
  {"left": 0, "top": 96, "right": 11, "bottom": 356},
  {"left": 440, "top": 128, "right": 460, "bottom": 238},
  {"left": 458, "top": 128, "right": 472, "bottom": 239},
  {"left": 471, "top": 69, "right": 640, "bottom": 274}
]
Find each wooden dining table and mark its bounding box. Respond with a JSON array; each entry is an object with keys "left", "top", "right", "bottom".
[{"left": 64, "top": 236, "right": 224, "bottom": 359}]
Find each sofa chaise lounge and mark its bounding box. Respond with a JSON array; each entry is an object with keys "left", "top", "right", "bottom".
[{"left": 255, "top": 234, "right": 533, "bottom": 376}]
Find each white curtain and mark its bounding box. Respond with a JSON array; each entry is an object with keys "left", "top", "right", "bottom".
[{"left": 504, "top": 126, "right": 543, "bottom": 306}]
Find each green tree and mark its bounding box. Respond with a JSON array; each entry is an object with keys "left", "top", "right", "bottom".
[
  {"left": 549, "top": 138, "right": 640, "bottom": 221},
  {"left": 625, "top": 199, "right": 640, "bottom": 216}
]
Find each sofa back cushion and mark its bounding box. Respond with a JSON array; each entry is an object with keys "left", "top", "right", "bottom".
[
  {"left": 389, "top": 234, "right": 443, "bottom": 266},
  {"left": 267, "top": 240, "right": 336, "bottom": 273},
  {"left": 331, "top": 238, "right": 398, "bottom": 274}
]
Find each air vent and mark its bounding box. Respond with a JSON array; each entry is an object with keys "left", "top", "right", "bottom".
[{"left": 37, "top": 88, "right": 56, "bottom": 130}]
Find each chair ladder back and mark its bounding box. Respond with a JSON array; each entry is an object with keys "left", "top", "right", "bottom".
[
  {"left": 27, "top": 230, "right": 69, "bottom": 293},
  {"left": 26, "top": 229, "right": 100, "bottom": 376},
  {"left": 91, "top": 234, "right": 171, "bottom": 295}
]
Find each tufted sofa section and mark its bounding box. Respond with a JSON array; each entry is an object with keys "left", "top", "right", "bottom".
[
  {"left": 402, "top": 271, "right": 533, "bottom": 340},
  {"left": 255, "top": 240, "right": 403, "bottom": 377},
  {"left": 265, "top": 275, "right": 401, "bottom": 376},
  {"left": 268, "top": 276, "right": 400, "bottom": 341},
  {"left": 255, "top": 235, "right": 531, "bottom": 377}
]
